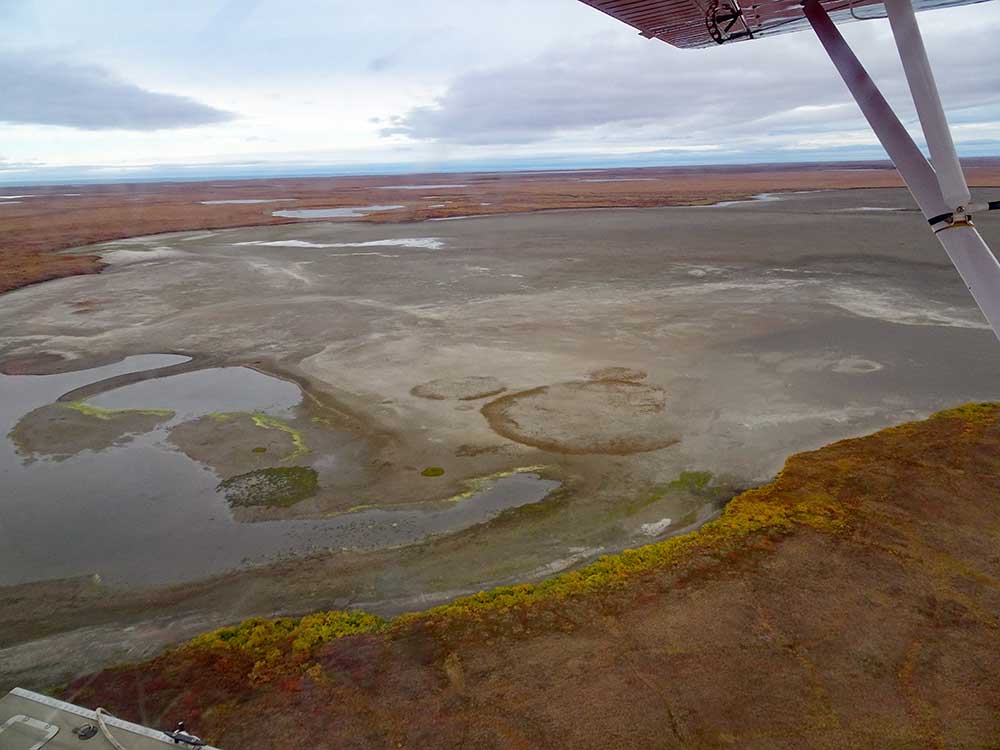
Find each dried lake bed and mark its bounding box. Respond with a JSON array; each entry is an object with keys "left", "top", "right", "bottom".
[{"left": 2, "top": 187, "right": 999, "bottom": 687}]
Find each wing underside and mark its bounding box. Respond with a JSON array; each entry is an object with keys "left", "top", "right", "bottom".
[{"left": 579, "top": 0, "right": 990, "bottom": 48}]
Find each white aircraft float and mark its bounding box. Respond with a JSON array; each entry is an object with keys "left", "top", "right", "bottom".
[{"left": 579, "top": 0, "right": 1000, "bottom": 338}]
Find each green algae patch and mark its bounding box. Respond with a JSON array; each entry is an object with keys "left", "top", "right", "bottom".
[
  {"left": 219, "top": 466, "right": 318, "bottom": 508},
  {"left": 62, "top": 401, "right": 174, "bottom": 420},
  {"left": 421, "top": 466, "right": 445, "bottom": 477},
  {"left": 618, "top": 469, "right": 731, "bottom": 519},
  {"left": 250, "top": 413, "right": 309, "bottom": 460},
  {"left": 442, "top": 465, "right": 550, "bottom": 503},
  {"left": 204, "top": 411, "right": 310, "bottom": 461},
  {"left": 668, "top": 470, "right": 713, "bottom": 493}
]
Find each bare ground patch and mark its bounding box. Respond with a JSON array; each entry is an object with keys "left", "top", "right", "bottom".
[
  {"left": 481, "top": 380, "right": 679, "bottom": 454},
  {"left": 410, "top": 376, "right": 507, "bottom": 401}
]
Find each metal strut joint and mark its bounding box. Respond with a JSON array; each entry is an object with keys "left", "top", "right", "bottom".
[{"left": 705, "top": 0, "right": 754, "bottom": 44}]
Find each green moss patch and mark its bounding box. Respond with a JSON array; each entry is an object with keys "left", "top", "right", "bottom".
[
  {"left": 203, "top": 412, "right": 309, "bottom": 461},
  {"left": 62, "top": 401, "right": 174, "bottom": 420},
  {"left": 218, "top": 466, "right": 318, "bottom": 508},
  {"left": 618, "top": 470, "right": 731, "bottom": 519},
  {"left": 421, "top": 466, "right": 445, "bottom": 477},
  {"left": 249, "top": 413, "right": 309, "bottom": 460}
]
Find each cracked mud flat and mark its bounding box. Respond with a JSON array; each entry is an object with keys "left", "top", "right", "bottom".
[{"left": 2, "top": 187, "right": 999, "bottom": 690}]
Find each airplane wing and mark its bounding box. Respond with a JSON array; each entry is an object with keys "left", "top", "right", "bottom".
[
  {"left": 579, "top": 0, "right": 990, "bottom": 48},
  {"left": 579, "top": 0, "right": 1000, "bottom": 340}
]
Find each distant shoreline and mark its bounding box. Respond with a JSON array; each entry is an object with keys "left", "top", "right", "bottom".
[
  {"left": 0, "top": 157, "right": 916, "bottom": 190},
  {"left": 2, "top": 159, "right": 999, "bottom": 295},
  {"left": 10, "top": 156, "right": 1000, "bottom": 190}
]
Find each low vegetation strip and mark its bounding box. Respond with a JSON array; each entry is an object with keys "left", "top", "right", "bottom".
[
  {"left": 59, "top": 403, "right": 1000, "bottom": 748},
  {"left": 62, "top": 401, "right": 175, "bottom": 420}
]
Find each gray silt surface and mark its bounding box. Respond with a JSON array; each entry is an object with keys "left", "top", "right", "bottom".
[
  {"left": 3, "top": 187, "right": 1000, "bottom": 690},
  {"left": 1, "top": 186, "right": 999, "bottom": 600}
]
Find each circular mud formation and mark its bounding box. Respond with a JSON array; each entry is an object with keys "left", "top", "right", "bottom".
[
  {"left": 481, "top": 380, "right": 678, "bottom": 455},
  {"left": 588, "top": 366, "right": 647, "bottom": 382},
  {"left": 411, "top": 376, "right": 507, "bottom": 401},
  {"left": 832, "top": 358, "right": 883, "bottom": 374}
]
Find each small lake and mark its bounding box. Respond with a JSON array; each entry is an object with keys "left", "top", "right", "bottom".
[
  {"left": 272, "top": 205, "right": 404, "bottom": 219},
  {"left": 375, "top": 184, "right": 467, "bottom": 190},
  {"left": 200, "top": 199, "right": 294, "bottom": 205},
  {"left": 695, "top": 193, "right": 783, "bottom": 208}
]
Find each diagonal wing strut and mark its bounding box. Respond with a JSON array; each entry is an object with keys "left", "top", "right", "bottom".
[{"left": 802, "top": 0, "right": 1000, "bottom": 339}]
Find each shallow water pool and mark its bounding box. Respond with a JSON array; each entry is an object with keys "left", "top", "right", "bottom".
[{"left": 0, "top": 356, "right": 558, "bottom": 587}]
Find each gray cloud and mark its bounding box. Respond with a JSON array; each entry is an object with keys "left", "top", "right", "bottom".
[
  {"left": 382, "top": 20, "right": 1000, "bottom": 149},
  {"left": 368, "top": 53, "right": 398, "bottom": 73},
  {"left": 0, "top": 52, "right": 235, "bottom": 130}
]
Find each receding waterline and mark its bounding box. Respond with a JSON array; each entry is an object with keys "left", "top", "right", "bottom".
[{"left": 0, "top": 355, "right": 559, "bottom": 587}]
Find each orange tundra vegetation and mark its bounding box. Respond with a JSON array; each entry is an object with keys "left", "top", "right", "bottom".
[
  {"left": 62, "top": 403, "right": 1000, "bottom": 749},
  {"left": 4, "top": 159, "right": 1000, "bottom": 294}
]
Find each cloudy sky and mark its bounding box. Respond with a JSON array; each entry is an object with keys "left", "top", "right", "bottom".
[{"left": 1, "top": 0, "right": 998, "bottom": 182}]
